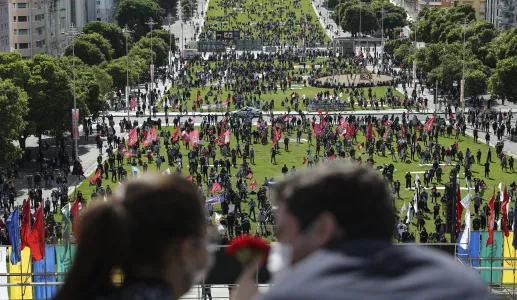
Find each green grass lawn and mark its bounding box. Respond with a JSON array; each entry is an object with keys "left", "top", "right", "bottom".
[
  {"left": 202, "top": 0, "right": 330, "bottom": 44},
  {"left": 73, "top": 123, "right": 514, "bottom": 243}
]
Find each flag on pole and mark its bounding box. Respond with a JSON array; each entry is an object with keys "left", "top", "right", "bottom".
[
  {"left": 250, "top": 180, "right": 257, "bottom": 190},
  {"left": 28, "top": 204, "right": 44, "bottom": 261},
  {"left": 21, "top": 199, "right": 31, "bottom": 251},
  {"left": 61, "top": 203, "right": 71, "bottom": 262},
  {"left": 502, "top": 185, "right": 510, "bottom": 237},
  {"left": 457, "top": 186, "right": 463, "bottom": 235},
  {"left": 413, "top": 191, "right": 419, "bottom": 213},
  {"left": 399, "top": 202, "right": 407, "bottom": 219},
  {"left": 487, "top": 193, "right": 495, "bottom": 246},
  {"left": 89, "top": 168, "right": 101, "bottom": 185},
  {"left": 459, "top": 202, "right": 471, "bottom": 250},
  {"left": 302, "top": 157, "right": 307, "bottom": 165},
  {"left": 5, "top": 208, "right": 21, "bottom": 265},
  {"left": 424, "top": 117, "right": 435, "bottom": 131},
  {"left": 210, "top": 182, "right": 222, "bottom": 194},
  {"left": 214, "top": 213, "right": 226, "bottom": 234},
  {"left": 336, "top": 121, "right": 348, "bottom": 136},
  {"left": 312, "top": 124, "right": 323, "bottom": 137},
  {"left": 162, "top": 168, "right": 171, "bottom": 176},
  {"left": 189, "top": 129, "right": 200, "bottom": 148},
  {"left": 127, "top": 128, "right": 138, "bottom": 146},
  {"left": 171, "top": 126, "right": 180, "bottom": 143},
  {"left": 71, "top": 197, "right": 82, "bottom": 242}
]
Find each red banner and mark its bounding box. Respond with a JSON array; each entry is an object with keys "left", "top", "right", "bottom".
[
  {"left": 171, "top": 126, "right": 180, "bottom": 143},
  {"left": 89, "top": 168, "right": 101, "bottom": 185},
  {"left": 424, "top": 117, "right": 435, "bottom": 132},
  {"left": 313, "top": 124, "right": 323, "bottom": 137},
  {"left": 189, "top": 129, "right": 200, "bottom": 148},
  {"left": 72, "top": 109, "right": 80, "bottom": 139},
  {"left": 502, "top": 186, "right": 510, "bottom": 237},
  {"left": 128, "top": 128, "right": 138, "bottom": 146},
  {"left": 487, "top": 194, "right": 495, "bottom": 246},
  {"left": 210, "top": 182, "right": 222, "bottom": 194}
]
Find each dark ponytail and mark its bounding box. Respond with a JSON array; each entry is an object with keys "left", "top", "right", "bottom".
[{"left": 54, "top": 201, "right": 129, "bottom": 300}]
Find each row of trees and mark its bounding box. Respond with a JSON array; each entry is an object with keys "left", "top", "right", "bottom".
[
  {"left": 331, "top": 0, "right": 407, "bottom": 37},
  {"left": 385, "top": 5, "right": 517, "bottom": 103},
  {"left": 0, "top": 18, "right": 176, "bottom": 165}
]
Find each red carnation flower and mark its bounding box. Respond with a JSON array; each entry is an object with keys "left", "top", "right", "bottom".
[{"left": 226, "top": 235, "right": 270, "bottom": 265}]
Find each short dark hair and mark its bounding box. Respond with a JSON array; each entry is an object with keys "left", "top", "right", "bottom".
[{"left": 272, "top": 164, "right": 395, "bottom": 241}]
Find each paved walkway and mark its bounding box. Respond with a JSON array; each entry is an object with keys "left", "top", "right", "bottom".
[
  {"left": 310, "top": 0, "right": 347, "bottom": 39},
  {"left": 163, "top": 0, "right": 207, "bottom": 51}
]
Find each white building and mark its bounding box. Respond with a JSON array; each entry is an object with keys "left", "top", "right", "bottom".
[
  {"left": 95, "top": 0, "right": 114, "bottom": 22},
  {"left": 0, "top": 0, "right": 9, "bottom": 52},
  {"left": 486, "top": 0, "right": 517, "bottom": 28}
]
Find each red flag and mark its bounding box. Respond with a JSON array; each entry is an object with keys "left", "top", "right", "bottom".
[
  {"left": 283, "top": 115, "right": 290, "bottom": 123},
  {"left": 383, "top": 119, "right": 389, "bottom": 125},
  {"left": 329, "top": 154, "right": 336, "bottom": 160},
  {"left": 273, "top": 128, "right": 282, "bottom": 146},
  {"left": 151, "top": 127, "right": 157, "bottom": 142},
  {"left": 123, "top": 148, "right": 131, "bottom": 158},
  {"left": 71, "top": 196, "right": 81, "bottom": 242},
  {"left": 456, "top": 186, "right": 463, "bottom": 234},
  {"left": 250, "top": 180, "right": 257, "bottom": 190},
  {"left": 502, "top": 185, "right": 510, "bottom": 237},
  {"left": 181, "top": 131, "right": 190, "bottom": 142},
  {"left": 171, "top": 126, "right": 180, "bottom": 143},
  {"left": 21, "top": 199, "right": 31, "bottom": 251},
  {"left": 313, "top": 124, "right": 323, "bottom": 137},
  {"left": 142, "top": 129, "right": 153, "bottom": 147},
  {"left": 127, "top": 128, "right": 138, "bottom": 146},
  {"left": 321, "top": 116, "right": 327, "bottom": 128},
  {"left": 189, "top": 129, "right": 200, "bottom": 147},
  {"left": 424, "top": 117, "right": 435, "bottom": 132},
  {"left": 247, "top": 173, "right": 253, "bottom": 179},
  {"left": 400, "top": 125, "right": 405, "bottom": 139},
  {"left": 487, "top": 193, "right": 495, "bottom": 246},
  {"left": 336, "top": 121, "right": 348, "bottom": 137},
  {"left": 89, "top": 168, "right": 101, "bottom": 185},
  {"left": 210, "top": 182, "right": 222, "bottom": 194},
  {"left": 302, "top": 157, "right": 307, "bottom": 165},
  {"left": 416, "top": 123, "right": 421, "bottom": 131},
  {"left": 345, "top": 124, "right": 355, "bottom": 139},
  {"left": 28, "top": 204, "right": 44, "bottom": 261},
  {"left": 317, "top": 109, "right": 323, "bottom": 115},
  {"left": 216, "top": 129, "right": 231, "bottom": 146},
  {"left": 186, "top": 174, "right": 193, "bottom": 182},
  {"left": 366, "top": 122, "right": 376, "bottom": 140},
  {"left": 357, "top": 144, "right": 363, "bottom": 150}
]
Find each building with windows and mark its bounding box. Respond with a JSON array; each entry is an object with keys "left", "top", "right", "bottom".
[
  {"left": 0, "top": 0, "right": 92, "bottom": 57},
  {"left": 485, "top": 0, "right": 517, "bottom": 28},
  {"left": 95, "top": 0, "right": 114, "bottom": 22},
  {"left": 454, "top": 0, "right": 486, "bottom": 20},
  {"left": 0, "top": 0, "right": 9, "bottom": 52}
]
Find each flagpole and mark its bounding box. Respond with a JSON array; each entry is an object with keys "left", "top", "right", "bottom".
[{"left": 43, "top": 215, "right": 47, "bottom": 300}]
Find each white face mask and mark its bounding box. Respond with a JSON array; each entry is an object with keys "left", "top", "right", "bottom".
[
  {"left": 267, "top": 243, "right": 293, "bottom": 282},
  {"left": 187, "top": 246, "right": 216, "bottom": 285}
]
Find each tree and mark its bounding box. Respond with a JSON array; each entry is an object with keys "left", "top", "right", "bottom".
[
  {"left": 340, "top": 5, "right": 379, "bottom": 37},
  {"left": 146, "top": 29, "right": 176, "bottom": 53},
  {"left": 133, "top": 37, "right": 168, "bottom": 67},
  {"left": 489, "top": 57, "right": 517, "bottom": 104},
  {"left": 393, "top": 43, "right": 415, "bottom": 65},
  {"left": 371, "top": 1, "right": 406, "bottom": 32},
  {"left": 64, "top": 38, "right": 106, "bottom": 66},
  {"left": 115, "top": 0, "right": 165, "bottom": 38},
  {"left": 0, "top": 52, "right": 30, "bottom": 88},
  {"left": 81, "top": 21, "right": 126, "bottom": 59},
  {"left": 464, "top": 69, "right": 487, "bottom": 99},
  {"left": 384, "top": 38, "right": 411, "bottom": 56},
  {"left": 26, "top": 55, "right": 80, "bottom": 142},
  {"left": 0, "top": 78, "right": 28, "bottom": 165},
  {"left": 105, "top": 57, "right": 143, "bottom": 91}
]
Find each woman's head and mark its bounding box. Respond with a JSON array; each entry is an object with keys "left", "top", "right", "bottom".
[{"left": 56, "top": 174, "right": 209, "bottom": 300}]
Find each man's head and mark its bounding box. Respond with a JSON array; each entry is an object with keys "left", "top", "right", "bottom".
[{"left": 272, "top": 164, "right": 395, "bottom": 265}]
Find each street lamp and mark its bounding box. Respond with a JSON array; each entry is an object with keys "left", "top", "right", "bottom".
[
  {"left": 65, "top": 24, "right": 81, "bottom": 162},
  {"left": 121, "top": 24, "right": 133, "bottom": 121},
  {"left": 145, "top": 17, "right": 157, "bottom": 117},
  {"left": 459, "top": 18, "right": 468, "bottom": 113},
  {"left": 381, "top": 2, "right": 387, "bottom": 59},
  {"left": 359, "top": 1, "right": 362, "bottom": 37},
  {"left": 412, "top": 17, "right": 418, "bottom": 89},
  {"left": 167, "top": 13, "right": 174, "bottom": 73}
]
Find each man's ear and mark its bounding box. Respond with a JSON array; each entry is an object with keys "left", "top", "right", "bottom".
[{"left": 313, "top": 212, "right": 342, "bottom": 247}]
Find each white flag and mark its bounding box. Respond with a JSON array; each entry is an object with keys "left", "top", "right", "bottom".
[
  {"left": 215, "top": 213, "right": 225, "bottom": 234},
  {"left": 459, "top": 207, "right": 471, "bottom": 250},
  {"left": 461, "top": 193, "right": 471, "bottom": 209},
  {"left": 162, "top": 168, "right": 171, "bottom": 176},
  {"left": 400, "top": 202, "right": 407, "bottom": 218},
  {"left": 413, "top": 192, "right": 419, "bottom": 213}
]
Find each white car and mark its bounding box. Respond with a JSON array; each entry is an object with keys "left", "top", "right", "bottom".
[{"left": 232, "top": 107, "right": 261, "bottom": 118}]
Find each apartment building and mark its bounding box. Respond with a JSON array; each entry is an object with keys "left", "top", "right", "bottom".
[
  {"left": 95, "top": 0, "right": 113, "bottom": 22},
  {"left": 490, "top": 0, "right": 517, "bottom": 28},
  {"left": 0, "top": 0, "right": 9, "bottom": 52},
  {"left": 0, "top": 0, "right": 93, "bottom": 57}
]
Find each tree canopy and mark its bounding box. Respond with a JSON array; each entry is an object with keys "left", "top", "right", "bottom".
[
  {"left": 0, "top": 78, "right": 28, "bottom": 165},
  {"left": 115, "top": 0, "right": 165, "bottom": 38}
]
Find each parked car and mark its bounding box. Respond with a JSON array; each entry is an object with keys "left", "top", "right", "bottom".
[{"left": 232, "top": 107, "right": 261, "bottom": 118}]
